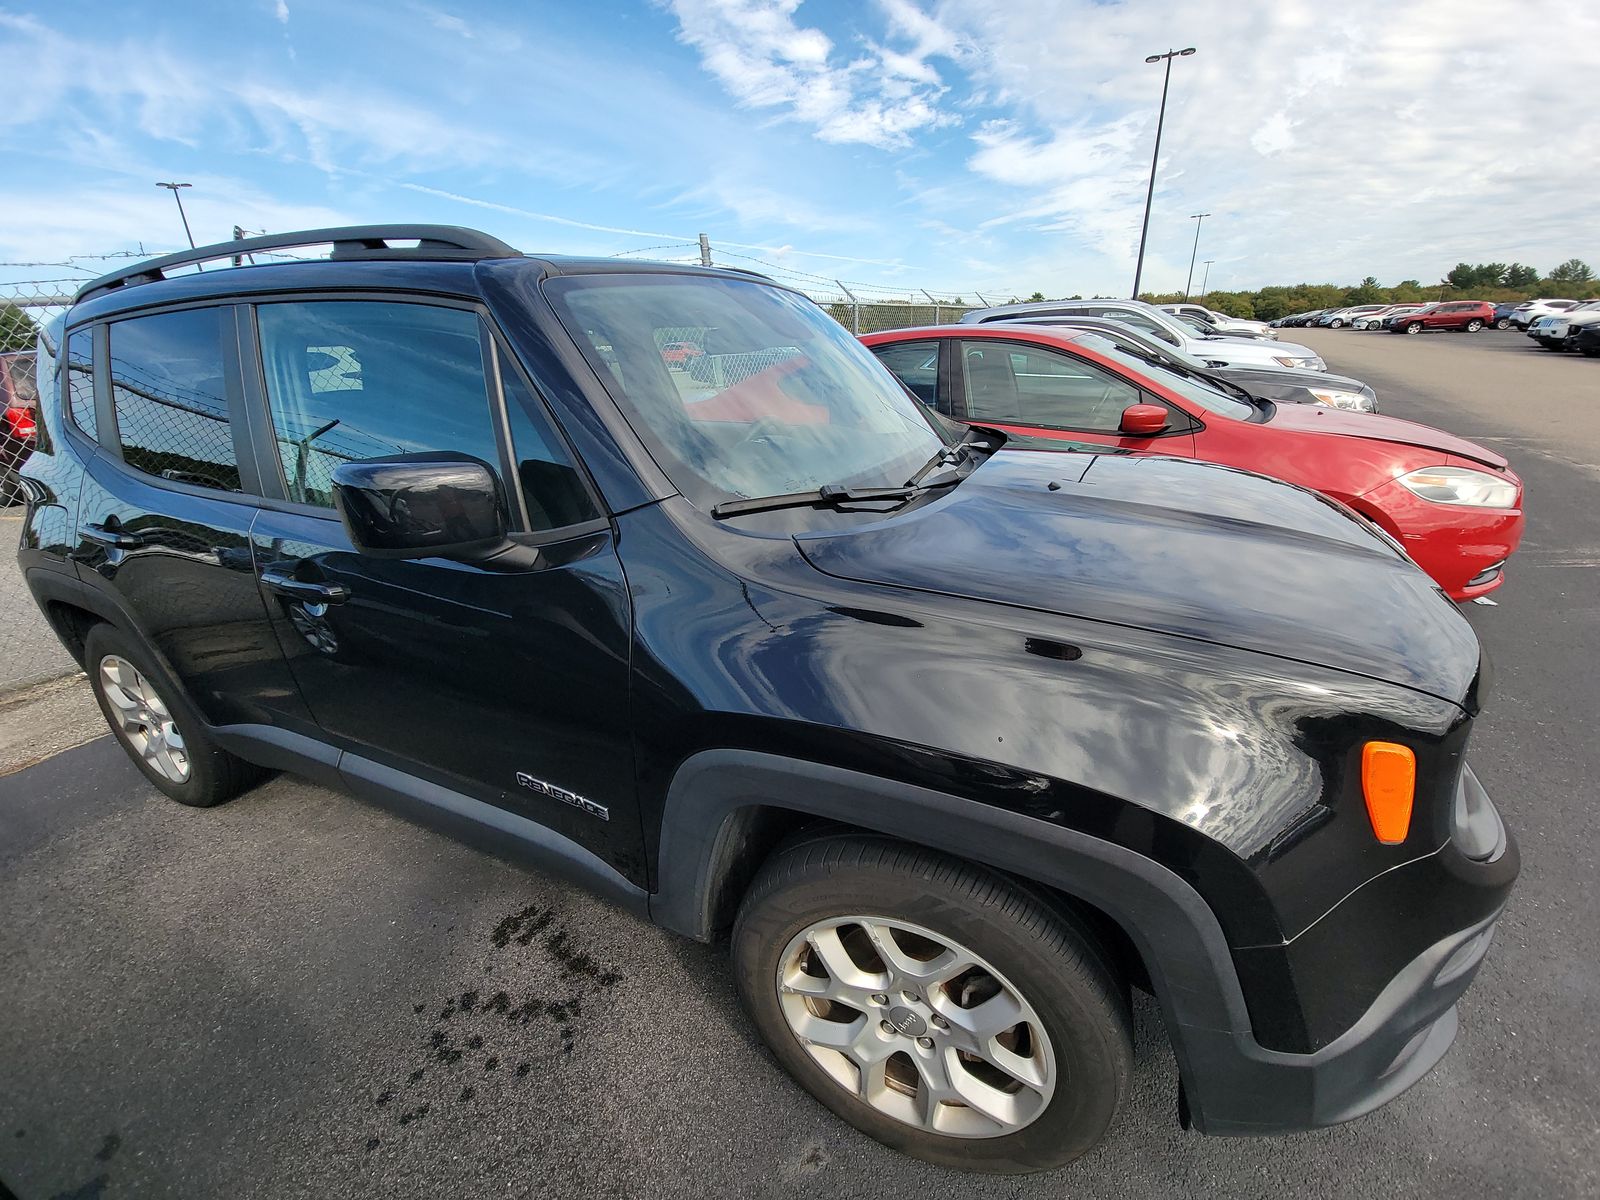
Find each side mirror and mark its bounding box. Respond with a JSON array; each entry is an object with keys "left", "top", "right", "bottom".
[
  {"left": 332, "top": 453, "right": 509, "bottom": 561},
  {"left": 1119, "top": 404, "right": 1170, "bottom": 437}
]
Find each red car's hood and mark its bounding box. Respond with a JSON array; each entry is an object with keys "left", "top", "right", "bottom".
[{"left": 1263, "top": 404, "right": 1508, "bottom": 469}]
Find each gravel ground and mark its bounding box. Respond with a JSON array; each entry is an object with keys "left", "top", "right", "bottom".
[{"left": 0, "top": 330, "right": 1596, "bottom": 1199}]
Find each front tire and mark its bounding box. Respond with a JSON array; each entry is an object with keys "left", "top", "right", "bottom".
[
  {"left": 1406, "top": 322, "right": 1423, "bottom": 334},
  {"left": 85, "top": 624, "right": 265, "bottom": 807},
  {"left": 1495, "top": 317, "right": 1511, "bottom": 329},
  {"left": 732, "top": 834, "right": 1132, "bottom": 1173}
]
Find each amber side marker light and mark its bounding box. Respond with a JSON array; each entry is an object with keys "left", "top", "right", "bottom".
[{"left": 1362, "top": 741, "right": 1416, "bottom": 844}]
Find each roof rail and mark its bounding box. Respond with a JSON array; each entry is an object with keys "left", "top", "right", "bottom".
[{"left": 74, "top": 224, "right": 521, "bottom": 303}]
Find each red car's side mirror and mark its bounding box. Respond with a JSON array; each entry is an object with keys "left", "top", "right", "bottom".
[{"left": 1119, "top": 404, "right": 1170, "bottom": 437}]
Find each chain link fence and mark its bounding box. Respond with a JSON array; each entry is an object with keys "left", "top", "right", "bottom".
[{"left": 1, "top": 281, "right": 72, "bottom": 509}]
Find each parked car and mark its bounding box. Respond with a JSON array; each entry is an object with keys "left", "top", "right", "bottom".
[
  {"left": 1352, "top": 304, "right": 1427, "bottom": 330},
  {"left": 660, "top": 339, "right": 704, "bottom": 367},
  {"left": 865, "top": 323, "right": 1523, "bottom": 600},
  {"left": 21, "top": 225, "right": 1518, "bottom": 1174},
  {"left": 1490, "top": 302, "right": 1520, "bottom": 330},
  {"left": 1577, "top": 322, "right": 1600, "bottom": 357},
  {"left": 1526, "top": 299, "right": 1600, "bottom": 349},
  {"left": 1319, "top": 305, "right": 1389, "bottom": 329},
  {"left": 1509, "top": 298, "right": 1579, "bottom": 330},
  {"left": 947, "top": 314, "right": 1379, "bottom": 411},
  {"left": 958, "top": 300, "right": 1328, "bottom": 371},
  {"left": 1172, "top": 310, "right": 1274, "bottom": 340},
  {"left": 1158, "top": 303, "right": 1277, "bottom": 339},
  {"left": 1388, "top": 301, "right": 1495, "bottom": 334},
  {"left": 0, "top": 349, "right": 39, "bottom": 506}
]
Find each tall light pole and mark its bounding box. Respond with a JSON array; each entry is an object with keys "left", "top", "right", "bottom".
[
  {"left": 156, "top": 182, "right": 196, "bottom": 249},
  {"left": 1131, "top": 46, "right": 1195, "bottom": 300},
  {"left": 1183, "top": 212, "right": 1211, "bottom": 299},
  {"left": 1200, "top": 259, "right": 1215, "bottom": 297}
]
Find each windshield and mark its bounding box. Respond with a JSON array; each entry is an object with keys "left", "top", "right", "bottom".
[
  {"left": 545, "top": 274, "right": 946, "bottom": 509},
  {"left": 1067, "top": 334, "right": 1256, "bottom": 420}
]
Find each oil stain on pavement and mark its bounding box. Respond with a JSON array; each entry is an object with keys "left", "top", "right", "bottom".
[{"left": 363, "top": 904, "right": 624, "bottom": 1154}]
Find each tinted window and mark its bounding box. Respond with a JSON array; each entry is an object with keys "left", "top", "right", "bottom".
[
  {"left": 1099, "top": 308, "right": 1179, "bottom": 345},
  {"left": 499, "top": 359, "right": 601, "bottom": 531},
  {"left": 66, "top": 329, "right": 96, "bottom": 439},
  {"left": 1066, "top": 335, "right": 1254, "bottom": 419},
  {"left": 108, "top": 308, "right": 240, "bottom": 491},
  {"left": 960, "top": 341, "right": 1141, "bottom": 431},
  {"left": 256, "top": 301, "right": 501, "bottom": 508},
  {"left": 869, "top": 339, "right": 941, "bottom": 408}
]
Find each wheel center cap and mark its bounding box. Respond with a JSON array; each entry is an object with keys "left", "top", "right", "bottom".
[{"left": 886, "top": 1006, "right": 927, "bottom": 1037}]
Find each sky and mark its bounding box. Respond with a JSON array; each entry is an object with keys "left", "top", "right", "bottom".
[{"left": 2, "top": 0, "right": 1597, "bottom": 302}]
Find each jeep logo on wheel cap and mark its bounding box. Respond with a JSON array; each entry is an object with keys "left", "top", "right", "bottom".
[{"left": 887, "top": 1006, "right": 927, "bottom": 1038}]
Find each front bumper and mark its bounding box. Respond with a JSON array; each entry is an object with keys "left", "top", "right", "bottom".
[
  {"left": 1181, "top": 908, "right": 1503, "bottom": 1135},
  {"left": 1356, "top": 476, "right": 1524, "bottom": 601}
]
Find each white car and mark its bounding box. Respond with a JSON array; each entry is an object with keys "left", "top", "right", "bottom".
[
  {"left": 1351, "top": 304, "right": 1426, "bottom": 330},
  {"left": 1510, "top": 298, "right": 1579, "bottom": 330},
  {"left": 962, "top": 300, "right": 1327, "bottom": 371},
  {"left": 1527, "top": 300, "right": 1600, "bottom": 348},
  {"left": 1318, "top": 305, "right": 1389, "bottom": 329},
  {"left": 1159, "top": 303, "right": 1279, "bottom": 340}
]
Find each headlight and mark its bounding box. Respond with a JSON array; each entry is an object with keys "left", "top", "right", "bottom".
[
  {"left": 1307, "top": 388, "right": 1373, "bottom": 411},
  {"left": 1396, "top": 465, "right": 1518, "bottom": 508},
  {"left": 1273, "top": 355, "right": 1326, "bottom": 370}
]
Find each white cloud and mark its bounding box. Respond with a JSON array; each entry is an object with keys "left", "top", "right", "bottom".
[
  {"left": 935, "top": 0, "right": 1600, "bottom": 290},
  {"left": 273, "top": 0, "right": 289, "bottom": 24},
  {"left": 663, "top": 0, "right": 959, "bottom": 148}
]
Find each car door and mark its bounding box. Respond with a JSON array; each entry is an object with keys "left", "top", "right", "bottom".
[
  {"left": 241, "top": 296, "right": 641, "bottom": 878},
  {"left": 951, "top": 339, "right": 1196, "bottom": 454},
  {"left": 72, "top": 303, "right": 314, "bottom": 730}
]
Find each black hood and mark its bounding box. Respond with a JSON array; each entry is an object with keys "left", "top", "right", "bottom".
[{"left": 795, "top": 450, "right": 1480, "bottom": 706}]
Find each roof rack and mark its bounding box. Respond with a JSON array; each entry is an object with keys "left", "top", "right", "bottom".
[{"left": 74, "top": 224, "right": 521, "bottom": 303}]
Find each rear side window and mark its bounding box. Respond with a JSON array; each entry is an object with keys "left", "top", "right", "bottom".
[
  {"left": 869, "top": 339, "right": 941, "bottom": 409},
  {"left": 66, "top": 330, "right": 96, "bottom": 439},
  {"left": 255, "top": 301, "right": 503, "bottom": 509},
  {"left": 108, "top": 308, "right": 240, "bottom": 492}
]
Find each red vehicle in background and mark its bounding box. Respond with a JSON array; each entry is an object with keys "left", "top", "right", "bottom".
[
  {"left": 863, "top": 324, "right": 1523, "bottom": 600},
  {"left": 1388, "top": 301, "right": 1495, "bottom": 334},
  {"left": 0, "top": 350, "right": 38, "bottom": 506},
  {"left": 660, "top": 340, "right": 705, "bottom": 368}
]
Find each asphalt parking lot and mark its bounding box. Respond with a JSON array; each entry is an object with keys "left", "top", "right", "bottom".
[{"left": 1, "top": 330, "right": 1597, "bottom": 1199}]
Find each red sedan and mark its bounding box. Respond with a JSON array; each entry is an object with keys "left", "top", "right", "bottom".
[{"left": 863, "top": 325, "right": 1523, "bottom": 600}]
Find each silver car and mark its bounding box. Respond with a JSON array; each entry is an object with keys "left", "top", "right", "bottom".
[{"left": 963, "top": 300, "right": 1327, "bottom": 371}]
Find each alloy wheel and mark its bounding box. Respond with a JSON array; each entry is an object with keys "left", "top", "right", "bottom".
[
  {"left": 98, "top": 654, "right": 191, "bottom": 782},
  {"left": 776, "top": 916, "right": 1055, "bottom": 1138}
]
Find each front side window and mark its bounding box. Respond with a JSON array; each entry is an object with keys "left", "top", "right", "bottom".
[
  {"left": 108, "top": 308, "right": 240, "bottom": 491},
  {"left": 1066, "top": 336, "right": 1255, "bottom": 420},
  {"left": 499, "top": 361, "right": 601, "bottom": 531},
  {"left": 544, "top": 275, "right": 945, "bottom": 508},
  {"left": 256, "top": 302, "right": 503, "bottom": 508},
  {"left": 959, "top": 341, "right": 1142, "bottom": 431},
  {"left": 66, "top": 329, "right": 96, "bottom": 439}
]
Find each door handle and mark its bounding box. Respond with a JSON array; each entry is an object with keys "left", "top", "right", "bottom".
[
  {"left": 260, "top": 570, "right": 350, "bottom": 605},
  {"left": 80, "top": 523, "right": 146, "bottom": 550}
]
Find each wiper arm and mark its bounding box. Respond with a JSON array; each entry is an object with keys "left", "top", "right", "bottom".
[
  {"left": 906, "top": 429, "right": 993, "bottom": 488},
  {"left": 712, "top": 483, "right": 929, "bottom": 519}
]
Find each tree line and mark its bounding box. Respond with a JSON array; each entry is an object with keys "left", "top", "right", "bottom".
[{"left": 1135, "top": 258, "right": 1597, "bottom": 320}]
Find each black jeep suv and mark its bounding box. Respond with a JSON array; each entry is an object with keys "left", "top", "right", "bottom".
[{"left": 18, "top": 226, "right": 1516, "bottom": 1173}]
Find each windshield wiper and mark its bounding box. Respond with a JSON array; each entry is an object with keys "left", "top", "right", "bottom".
[{"left": 712, "top": 483, "right": 932, "bottom": 519}]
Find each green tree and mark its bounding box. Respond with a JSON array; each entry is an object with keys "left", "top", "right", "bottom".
[
  {"left": 0, "top": 304, "right": 39, "bottom": 354},
  {"left": 1548, "top": 258, "right": 1595, "bottom": 284},
  {"left": 1027, "top": 291, "right": 1046, "bottom": 302},
  {"left": 1504, "top": 263, "right": 1540, "bottom": 289}
]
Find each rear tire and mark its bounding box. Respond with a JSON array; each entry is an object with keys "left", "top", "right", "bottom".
[
  {"left": 732, "top": 833, "right": 1132, "bottom": 1174},
  {"left": 1465, "top": 319, "right": 1484, "bottom": 332},
  {"left": 84, "top": 624, "right": 266, "bottom": 807}
]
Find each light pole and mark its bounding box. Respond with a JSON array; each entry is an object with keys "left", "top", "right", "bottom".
[
  {"left": 1131, "top": 46, "right": 1196, "bottom": 300},
  {"left": 1183, "top": 212, "right": 1211, "bottom": 299},
  {"left": 156, "top": 182, "right": 197, "bottom": 249},
  {"left": 1200, "top": 259, "right": 1215, "bottom": 297}
]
